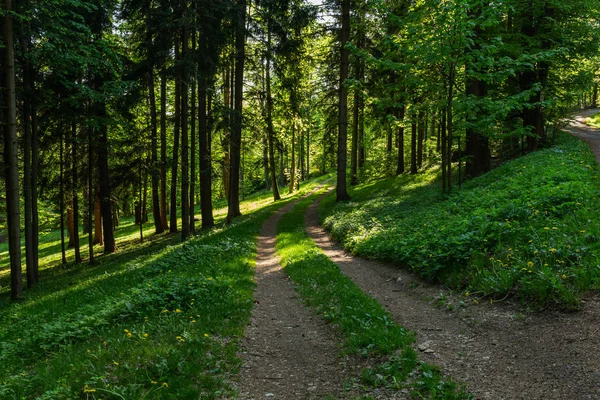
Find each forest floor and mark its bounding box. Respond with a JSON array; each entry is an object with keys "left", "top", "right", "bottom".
[{"left": 239, "top": 113, "right": 600, "bottom": 399}]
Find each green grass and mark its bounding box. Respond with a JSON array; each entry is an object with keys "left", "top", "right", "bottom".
[
  {"left": 276, "top": 190, "right": 471, "bottom": 399},
  {"left": 585, "top": 112, "right": 600, "bottom": 128},
  {"left": 320, "top": 133, "right": 600, "bottom": 309},
  {"left": 0, "top": 175, "right": 331, "bottom": 399}
]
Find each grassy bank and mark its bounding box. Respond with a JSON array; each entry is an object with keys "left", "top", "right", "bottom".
[
  {"left": 585, "top": 112, "right": 600, "bottom": 128},
  {"left": 320, "top": 133, "right": 600, "bottom": 308},
  {"left": 0, "top": 176, "right": 329, "bottom": 399},
  {"left": 276, "top": 191, "right": 470, "bottom": 399}
]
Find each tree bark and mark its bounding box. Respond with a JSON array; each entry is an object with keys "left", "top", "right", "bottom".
[
  {"left": 227, "top": 0, "right": 246, "bottom": 223},
  {"left": 20, "top": 34, "right": 34, "bottom": 285},
  {"left": 336, "top": 0, "right": 351, "bottom": 201},
  {"left": 97, "top": 98, "right": 115, "bottom": 253},
  {"left": 199, "top": 84, "right": 214, "bottom": 228},
  {"left": 1, "top": 0, "right": 23, "bottom": 299},
  {"left": 72, "top": 123, "right": 81, "bottom": 262},
  {"left": 289, "top": 125, "right": 296, "bottom": 193},
  {"left": 170, "top": 37, "right": 181, "bottom": 233},
  {"left": 160, "top": 68, "right": 168, "bottom": 231},
  {"left": 181, "top": 24, "right": 190, "bottom": 240},
  {"left": 60, "top": 123, "right": 67, "bottom": 262},
  {"left": 190, "top": 30, "right": 197, "bottom": 234},
  {"left": 396, "top": 106, "right": 405, "bottom": 175},
  {"left": 265, "top": 27, "right": 281, "bottom": 201},
  {"left": 147, "top": 10, "right": 163, "bottom": 234},
  {"left": 87, "top": 124, "right": 94, "bottom": 263}
]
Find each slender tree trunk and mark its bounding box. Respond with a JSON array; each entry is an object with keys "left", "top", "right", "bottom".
[
  {"left": 223, "top": 67, "right": 231, "bottom": 200},
  {"left": 60, "top": 124, "right": 67, "bottom": 262},
  {"left": 72, "top": 123, "right": 81, "bottom": 262},
  {"left": 1, "top": 1, "right": 22, "bottom": 299},
  {"left": 227, "top": 0, "right": 246, "bottom": 223},
  {"left": 336, "top": 0, "right": 351, "bottom": 201},
  {"left": 410, "top": 111, "right": 417, "bottom": 175},
  {"left": 199, "top": 84, "right": 214, "bottom": 228},
  {"left": 97, "top": 99, "right": 115, "bottom": 253},
  {"left": 289, "top": 125, "right": 296, "bottom": 193},
  {"left": 396, "top": 106, "right": 405, "bottom": 175},
  {"left": 146, "top": 9, "right": 163, "bottom": 234},
  {"left": 170, "top": 38, "right": 181, "bottom": 233},
  {"left": 417, "top": 109, "right": 425, "bottom": 169},
  {"left": 93, "top": 195, "right": 103, "bottom": 245},
  {"left": 31, "top": 76, "right": 39, "bottom": 279},
  {"left": 358, "top": 97, "right": 365, "bottom": 169},
  {"left": 592, "top": 83, "right": 598, "bottom": 109},
  {"left": 265, "top": 26, "right": 280, "bottom": 200},
  {"left": 181, "top": 26, "right": 190, "bottom": 240},
  {"left": 350, "top": 88, "right": 359, "bottom": 185},
  {"left": 87, "top": 124, "right": 94, "bottom": 263},
  {"left": 160, "top": 68, "right": 168, "bottom": 231},
  {"left": 441, "top": 108, "right": 447, "bottom": 193},
  {"left": 447, "top": 68, "right": 455, "bottom": 192},
  {"left": 21, "top": 35, "right": 34, "bottom": 285},
  {"left": 190, "top": 31, "right": 197, "bottom": 234}
]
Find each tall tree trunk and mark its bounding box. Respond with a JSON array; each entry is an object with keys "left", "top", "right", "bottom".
[
  {"left": 336, "top": 0, "right": 351, "bottom": 201},
  {"left": 227, "top": 0, "right": 246, "bottom": 222},
  {"left": 396, "top": 106, "right": 405, "bottom": 175},
  {"left": 190, "top": 31, "right": 197, "bottom": 234},
  {"left": 199, "top": 84, "right": 214, "bottom": 228},
  {"left": 31, "top": 74, "right": 39, "bottom": 278},
  {"left": 410, "top": 111, "right": 417, "bottom": 175},
  {"left": 60, "top": 124, "right": 67, "bottom": 262},
  {"left": 72, "top": 123, "right": 81, "bottom": 262},
  {"left": 446, "top": 68, "right": 455, "bottom": 192},
  {"left": 20, "top": 34, "right": 34, "bottom": 285},
  {"left": 93, "top": 195, "right": 103, "bottom": 245},
  {"left": 87, "top": 124, "right": 94, "bottom": 263},
  {"left": 289, "top": 125, "right": 296, "bottom": 193},
  {"left": 265, "top": 25, "right": 280, "bottom": 200},
  {"left": 417, "top": 110, "right": 425, "bottom": 169},
  {"left": 181, "top": 26, "right": 190, "bottom": 240},
  {"left": 1, "top": 1, "right": 22, "bottom": 299},
  {"left": 223, "top": 66, "right": 231, "bottom": 200},
  {"left": 97, "top": 98, "right": 115, "bottom": 253},
  {"left": 350, "top": 88, "right": 359, "bottom": 185},
  {"left": 147, "top": 8, "right": 163, "bottom": 234},
  {"left": 160, "top": 68, "right": 168, "bottom": 231},
  {"left": 170, "top": 38, "right": 181, "bottom": 233},
  {"left": 358, "top": 97, "right": 365, "bottom": 169}
]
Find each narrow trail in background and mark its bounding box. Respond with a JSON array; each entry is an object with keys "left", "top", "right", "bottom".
[
  {"left": 305, "top": 187, "right": 600, "bottom": 400},
  {"left": 237, "top": 182, "right": 356, "bottom": 399}
]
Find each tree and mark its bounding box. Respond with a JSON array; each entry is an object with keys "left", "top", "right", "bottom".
[
  {"left": 336, "top": 0, "right": 351, "bottom": 201},
  {"left": 1, "top": 0, "right": 23, "bottom": 300}
]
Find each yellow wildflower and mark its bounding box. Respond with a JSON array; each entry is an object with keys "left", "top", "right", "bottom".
[
  {"left": 549, "top": 248, "right": 557, "bottom": 253},
  {"left": 151, "top": 381, "right": 157, "bottom": 385},
  {"left": 561, "top": 274, "right": 567, "bottom": 280},
  {"left": 175, "top": 309, "right": 182, "bottom": 313},
  {"left": 113, "top": 361, "right": 119, "bottom": 366},
  {"left": 527, "top": 261, "right": 533, "bottom": 267},
  {"left": 204, "top": 333, "right": 209, "bottom": 338},
  {"left": 162, "top": 382, "right": 169, "bottom": 388},
  {"left": 143, "top": 333, "right": 148, "bottom": 338}
]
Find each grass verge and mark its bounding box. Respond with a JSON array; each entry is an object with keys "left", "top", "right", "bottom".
[
  {"left": 320, "top": 133, "right": 600, "bottom": 309},
  {"left": 0, "top": 175, "right": 331, "bottom": 399},
  {"left": 276, "top": 190, "right": 471, "bottom": 399},
  {"left": 585, "top": 112, "right": 600, "bottom": 128}
]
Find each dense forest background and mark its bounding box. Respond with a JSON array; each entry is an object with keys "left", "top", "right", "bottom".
[{"left": 1, "top": 0, "right": 600, "bottom": 300}]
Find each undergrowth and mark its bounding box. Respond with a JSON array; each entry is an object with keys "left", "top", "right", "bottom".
[
  {"left": 321, "top": 133, "right": 600, "bottom": 309},
  {"left": 277, "top": 191, "right": 471, "bottom": 399},
  {"left": 0, "top": 176, "right": 330, "bottom": 399}
]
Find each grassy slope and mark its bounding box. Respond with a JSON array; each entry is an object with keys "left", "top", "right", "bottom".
[
  {"left": 321, "top": 133, "right": 600, "bottom": 308},
  {"left": 585, "top": 112, "right": 600, "bottom": 128},
  {"left": 0, "top": 176, "right": 330, "bottom": 399}
]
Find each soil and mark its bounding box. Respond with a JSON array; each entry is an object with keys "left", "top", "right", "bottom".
[
  {"left": 237, "top": 114, "right": 600, "bottom": 399},
  {"left": 236, "top": 183, "right": 361, "bottom": 400},
  {"left": 302, "top": 111, "right": 600, "bottom": 400}
]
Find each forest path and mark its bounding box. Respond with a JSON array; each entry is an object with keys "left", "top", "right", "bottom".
[
  {"left": 563, "top": 108, "right": 600, "bottom": 162},
  {"left": 237, "top": 182, "right": 357, "bottom": 399},
  {"left": 305, "top": 189, "right": 600, "bottom": 400}
]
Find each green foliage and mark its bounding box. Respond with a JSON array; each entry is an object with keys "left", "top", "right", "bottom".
[
  {"left": 585, "top": 112, "right": 600, "bottom": 128},
  {"left": 321, "top": 133, "right": 600, "bottom": 308},
  {"left": 0, "top": 175, "right": 331, "bottom": 399},
  {"left": 276, "top": 191, "right": 470, "bottom": 399}
]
